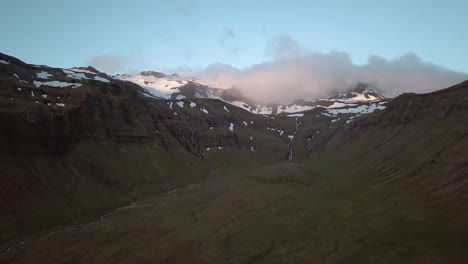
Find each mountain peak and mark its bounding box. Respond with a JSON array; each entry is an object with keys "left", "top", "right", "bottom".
[
  {"left": 140, "top": 71, "right": 166, "bottom": 78},
  {"left": 329, "top": 83, "right": 386, "bottom": 101},
  {"left": 72, "top": 66, "right": 101, "bottom": 74}
]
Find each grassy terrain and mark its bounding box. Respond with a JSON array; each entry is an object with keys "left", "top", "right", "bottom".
[{"left": 2, "top": 160, "right": 468, "bottom": 264}]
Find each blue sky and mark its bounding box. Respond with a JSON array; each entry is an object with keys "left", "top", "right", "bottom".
[{"left": 1, "top": 0, "right": 467, "bottom": 74}]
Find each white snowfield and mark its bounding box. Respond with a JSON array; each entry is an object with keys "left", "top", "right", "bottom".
[
  {"left": 93, "top": 76, "right": 110, "bottom": 83},
  {"left": 115, "top": 73, "right": 187, "bottom": 99},
  {"left": 324, "top": 102, "right": 387, "bottom": 116},
  {"left": 287, "top": 113, "right": 304, "bottom": 117},
  {"left": 34, "top": 80, "right": 82, "bottom": 89},
  {"left": 229, "top": 123, "right": 234, "bottom": 132},
  {"left": 62, "top": 69, "right": 88, "bottom": 80},
  {"left": 329, "top": 88, "right": 387, "bottom": 102},
  {"left": 62, "top": 69, "right": 109, "bottom": 82},
  {"left": 176, "top": 101, "right": 184, "bottom": 108},
  {"left": 228, "top": 101, "right": 274, "bottom": 114},
  {"left": 0, "top": 59, "right": 10, "bottom": 64},
  {"left": 68, "top": 68, "right": 97, "bottom": 74},
  {"left": 277, "top": 104, "right": 314, "bottom": 114}
]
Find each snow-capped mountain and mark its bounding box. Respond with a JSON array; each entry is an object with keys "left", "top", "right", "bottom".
[
  {"left": 115, "top": 71, "right": 390, "bottom": 116},
  {"left": 328, "top": 83, "right": 387, "bottom": 101},
  {"left": 114, "top": 71, "right": 190, "bottom": 99}
]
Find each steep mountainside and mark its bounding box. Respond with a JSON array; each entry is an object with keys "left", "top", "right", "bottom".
[{"left": 0, "top": 52, "right": 299, "bottom": 241}]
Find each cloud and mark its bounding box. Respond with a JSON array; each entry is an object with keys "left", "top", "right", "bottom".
[
  {"left": 85, "top": 54, "right": 128, "bottom": 75},
  {"left": 179, "top": 35, "right": 468, "bottom": 103}
]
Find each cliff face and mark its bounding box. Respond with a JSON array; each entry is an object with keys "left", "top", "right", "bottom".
[{"left": 0, "top": 53, "right": 298, "bottom": 241}]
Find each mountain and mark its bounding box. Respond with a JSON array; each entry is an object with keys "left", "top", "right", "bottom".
[
  {"left": 117, "top": 70, "right": 390, "bottom": 116},
  {"left": 328, "top": 83, "right": 387, "bottom": 101},
  {"left": 2, "top": 52, "right": 468, "bottom": 263}
]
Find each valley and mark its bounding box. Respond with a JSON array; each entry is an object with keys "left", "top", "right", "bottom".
[{"left": 1, "top": 52, "right": 468, "bottom": 263}]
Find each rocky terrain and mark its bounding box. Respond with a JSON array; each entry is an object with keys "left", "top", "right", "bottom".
[{"left": 1, "top": 52, "right": 468, "bottom": 263}]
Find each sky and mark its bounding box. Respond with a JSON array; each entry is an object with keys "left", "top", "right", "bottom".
[{"left": 1, "top": 0, "right": 468, "bottom": 102}]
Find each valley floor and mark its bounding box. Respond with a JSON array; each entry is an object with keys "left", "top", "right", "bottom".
[{"left": 1, "top": 163, "right": 468, "bottom": 264}]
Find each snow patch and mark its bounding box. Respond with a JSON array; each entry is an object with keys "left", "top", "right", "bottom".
[
  {"left": 277, "top": 104, "right": 314, "bottom": 114},
  {"left": 324, "top": 102, "right": 387, "bottom": 116},
  {"left": 34, "top": 80, "right": 82, "bottom": 88},
  {"left": 267, "top": 127, "right": 284, "bottom": 136},
  {"left": 115, "top": 73, "right": 186, "bottom": 99},
  {"left": 287, "top": 113, "right": 304, "bottom": 117},
  {"left": 68, "top": 68, "right": 97, "bottom": 74},
  {"left": 36, "top": 71, "right": 53, "bottom": 79},
  {"left": 62, "top": 69, "right": 89, "bottom": 80},
  {"left": 94, "top": 76, "right": 110, "bottom": 82},
  {"left": 229, "top": 123, "right": 234, "bottom": 132}
]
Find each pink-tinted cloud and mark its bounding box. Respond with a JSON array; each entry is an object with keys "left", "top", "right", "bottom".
[{"left": 179, "top": 35, "right": 468, "bottom": 103}]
